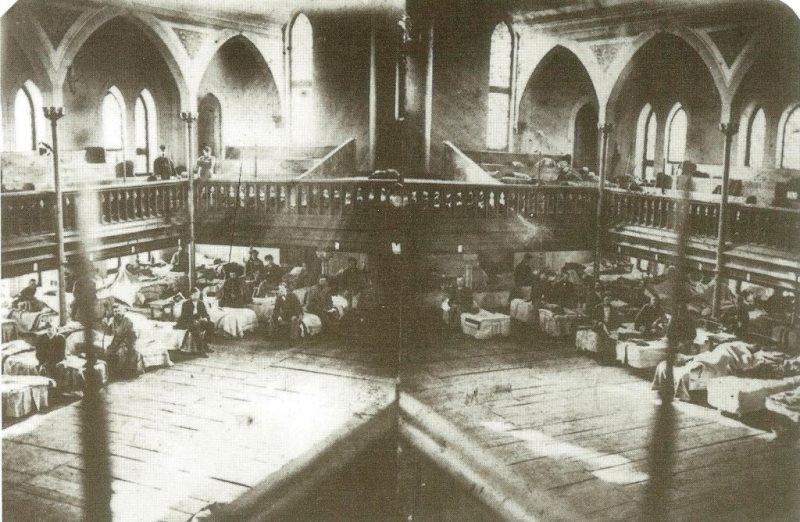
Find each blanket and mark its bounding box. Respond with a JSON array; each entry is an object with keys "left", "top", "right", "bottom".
[
  {"left": 204, "top": 302, "right": 257, "bottom": 338},
  {"left": 7, "top": 309, "right": 56, "bottom": 333},
  {"left": 510, "top": 299, "right": 537, "bottom": 324},
  {"left": 538, "top": 307, "right": 584, "bottom": 337},
  {"left": 2, "top": 375, "right": 55, "bottom": 418},
  {"left": 765, "top": 386, "right": 800, "bottom": 423},
  {"left": 652, "top": 341, "right": 756, "bottom": 401}
]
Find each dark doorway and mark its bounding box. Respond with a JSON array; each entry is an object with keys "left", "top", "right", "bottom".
[
  {"left": 198, "top": 93, "right": 222, "bottom": 158},
  {"left": 573, "top": 103, "right": 598, "bottom": 171}
]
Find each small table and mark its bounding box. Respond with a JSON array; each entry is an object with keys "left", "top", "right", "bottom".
[{"left": 149, "top": 298, "right": 175, "bottom": 320}]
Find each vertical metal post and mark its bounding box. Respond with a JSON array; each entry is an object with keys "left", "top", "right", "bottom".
[
  {"left": 593, "top": 123, "right": 613, "bottom": 284},
  {"left": 712, "top": 123, "right": 738, "bottom": 318},
  {"left": 181, "top": 111, "right": 198, "bottom": 290},
  {"left": 369, "top": 17, "right": 378, "bottom": 171},
  {"left": 423, "top": 17, "right": 434, "bottom": 174},
  {"left": 44, "top": 107, "right": 67, "bottom": 326}
]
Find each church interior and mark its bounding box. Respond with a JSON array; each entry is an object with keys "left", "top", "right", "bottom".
[{"left": 1, "top": 0, "right": 799, "bottom": 520}]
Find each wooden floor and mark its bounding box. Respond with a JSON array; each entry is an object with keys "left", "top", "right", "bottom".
[
  {"left": 2, "top": 336, "right": 395, "bottom": 522},
  {"left": 403, "top": 333, "right": 800, "bottom": 521}
]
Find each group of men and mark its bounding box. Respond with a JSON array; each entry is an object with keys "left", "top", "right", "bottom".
[{"left": 146, "top": 145, "right": 216, "bottom": 182}]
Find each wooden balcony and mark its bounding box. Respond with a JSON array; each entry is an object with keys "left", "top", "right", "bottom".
[{"left": 2, "top": 180, "right": 798, "bottom": 290}]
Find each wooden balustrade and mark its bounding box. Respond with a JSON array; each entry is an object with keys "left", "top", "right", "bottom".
[
  {"left": 3, "top": 180, "right": 797, "bottom": 253},
  {"left": 605, "top": 188, "right": 800, "bottom": 252},
  {"left": 1, "top": 181, "right": 187, "bottom": 240}
]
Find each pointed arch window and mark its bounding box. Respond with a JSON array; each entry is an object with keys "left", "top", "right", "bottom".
[
  {"left": 744, "top": 107, "right": 766, "bottom": 169},
  {"left": 102, "top": 87, "right": 126, "bottom": 151},
  {"left": 486, "top": 22, "right": 514, "bottom": 150},
  {"left": 780, "top": 105, "right": 800, "bottom": 170},
  {"left": 666, "top": 103, "right": 687, "bottom": 165},
  {"left": 14, "top": 81, "right": 45, "bottom": 152},
  {"left": 290, "top": 13, "right": 314, "bottom": 144},
  {"left": 635, "top": 104, "right": 657, "bottom": 180},
  {"left": 134, "top": 89, "right": 157, "bottom": 174}
]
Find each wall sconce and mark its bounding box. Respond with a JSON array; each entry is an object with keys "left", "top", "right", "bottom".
[
  {"left": 391, "top": 242, "right": 402, "bottom": 255},
  {"left": 457, "top": 245, "right": 463, "bottom": 253},
  {"left": 334, "top": 242, "right": 340, "bottom": 251}
]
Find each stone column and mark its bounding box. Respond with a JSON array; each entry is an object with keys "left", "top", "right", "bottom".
[
  {"left": 712, "top": 122, "right": 738, "bottom": 318},
  {"left": 180, "top": 111, "right": 198, "bottom": 290},
  {"left": 44, "top": 107, "right": 67, "bottom": 326},
  {"left": 593, "top": 123, "right": 613, "bottom": 284}
]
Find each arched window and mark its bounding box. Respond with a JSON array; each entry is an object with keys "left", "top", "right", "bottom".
[
  {"left": 634, "top": 104, "right": 657, "bottom": 180},
  {"left": 134, "top": 89, "right": 157, "bottom": 174},
  {"left": 486, "top": 22, "right": 513, "bottom": 150},
  {"left": 779, "top": 105, "right": 800, "bottom": 169},
  {"left": 290, "top": 14, "right": 314, "bottom": 144},
  {"left": 102, "top": 87, "right": 126, "bottom": 151},
  {"left": 14, "top": 81, "right": 44, "bottom": 152},
  {"left": 744, "top": 107, "right": 766, "bottom": 169},
  {"left": 666, "top": 103, "right": 687, "bottom": 165}
]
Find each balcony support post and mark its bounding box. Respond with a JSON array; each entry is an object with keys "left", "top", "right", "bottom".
[
  {"left": 181, "top": 112, "right": 198, "bottom": 290},
  {"left": 44, "top": 107, "right": 67, "bottom": 326},
  {"left": 712, "top": 123, "right": 738, "bottom": 319},
  {"left": 593, "top": 123, "right": 613, "bottom": 284}
]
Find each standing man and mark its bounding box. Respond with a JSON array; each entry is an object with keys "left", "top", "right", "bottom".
[
  {"left": 271, "top": 282, "right": 303, "bottom": 345},
  {"left": 196, "top": 146, "right": 216, "bottom": 180},
  {"left": 245, "top": 249, "right": 264, "bottom": 282},
  {"left": 177, "top": 289, "right": 214, "bottom": 356},
  {"left": 153, "top": 145, "right": 177, "bottom": 181},
  {"left": 514, "top": 253, "right": 534, "bottom": 288}
]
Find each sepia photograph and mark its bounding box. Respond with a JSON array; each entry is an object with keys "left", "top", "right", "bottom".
[{"left": 0, "top": 0, "right": 799, "bottom": 520}]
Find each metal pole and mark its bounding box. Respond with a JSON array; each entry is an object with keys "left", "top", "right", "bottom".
[
  {"left": 181, "top": 111, "right": 197, "bottom": 290},
  {"left": 369, "top": 17, "right": 378, "bottom": 171},
  {"left": 423, "top": 17, "right": 434, "bottom": 174},
  {"left": 594, "top": 123, "right": 613, "bottom": 284},
  {"left": 712, "top": 123, "right": 738, "bottom": 318},
  {"left": 44, "top": 107, "right": 67, "bottom": 326}
]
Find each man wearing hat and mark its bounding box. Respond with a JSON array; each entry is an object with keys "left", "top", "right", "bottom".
[{"left": 245, "top": 249, "right": 263, "bottom": 282}]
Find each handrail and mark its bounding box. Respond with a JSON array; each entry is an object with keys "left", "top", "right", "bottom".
[
  {"left": 442, "top": 141, "right": 502, "bottom": 184},
  {"left": 297, "top": 138, "right": 357, "bottom": 180}
]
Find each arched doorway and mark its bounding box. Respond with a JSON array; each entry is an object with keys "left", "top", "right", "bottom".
[
  {"left": 573, "top": 103, "right": 598, "bottom": 171},
  {"left": 198, "top": 93, "right": 222, "bottom": 158}
]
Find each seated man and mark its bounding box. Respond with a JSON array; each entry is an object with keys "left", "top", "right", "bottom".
[
  {"left": 271, "top": 282, "right": 303, "bottom": 345},
  {"left": 244, "top": 249, "right": 263, "bottom": 282},
  {"left": 255, "top": 255, "right": 283, "bottom": 296},
  {"left": 35, "top": 317, "right": 66, "bottom": 375},
  {"left": 13, "top": 279, "right": 41, "bottom": 312},
  {"left": 304, "top": 277, "right": 338, "bottom": 334},
  {"left": 334, "top": 258, "right": 363, "bottom": 308},
  {"left": 667, "top": 303, "right": 697, "bottom": 354},
  {"left": 177, "top": 290, "right": 214, "bottom": 355},
  {"left": 218, "top": 271, "right": 251, "bottom": 308},
  {"left": 103, "top": 304, "right": 138, "bottom": 376},
  {"left": 514, "top": 253, "right": 534, "bottom": 288},
  {"left": 447, "top": 277, "right": 478, "bottom": 329},
  {"left": 170, "top": 246, "right": 189, "bottom": 272},
  {"left": 634, "top": 293, "right": 666, "bottom": 335}
]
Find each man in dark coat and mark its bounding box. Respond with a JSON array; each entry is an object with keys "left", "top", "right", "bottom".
[
  {"left": 593, "top": 294, "right": 621, "bottom": 362},
  {"left": 177, "top": 290, "right": 213, "bottom": 355},
  {"left": 153, "top": 145, "right": 176, "bottom": 180},
  {"left": 35, "top": 317, "right": 66, "bottom": 374},
  {"left": 304, "top": 277, "right": 338, "bottom": 334},
  {"left": 667, "top": 303, "right": 697, "bottom": 354},
  {"left": 170, "top": 245, "right": 189, "bottom": 273},
  {"left": 447, "top": 276, "right": 477, "bottom": 329},
  {"left": 245, "top": 249, "right": 264, "bottom": 282},
  {"left": 271, "top": 282, "right": 303, "bottom": 345},
  {"left": 218, "top": 272, "right": 251, "bottom": 308},
  {"left": 255, "top": 255, "right": 283, "bottom": 296},
  {"left": 334, "top": 258, "right": 363, "bottom": 308},
  {"left": 514, "top": 254, "right": 534, "bottom": 288},
  {"left": 13, "top": 279, "right": 39, "bottom": 311}
]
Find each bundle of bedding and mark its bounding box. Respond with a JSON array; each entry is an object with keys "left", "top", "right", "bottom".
[
  {"left": 203, "top": 300, "right": 258, "bottom": 338},
  {"left": 732, "top": 351, "right": 800, "bottom": 380},
  {"left": 765, "top": 387, "right": 800, "bottom": 423},
  {"left": 538, "top": 306, "right": 585, "bottom": 337},
  {"left": 6, "top": 308, "right": 57, "bottom": 334},
  {"left": 616, "top": 337, "right": 669, "bottom": 369},
  {"left": 510, "top": 298, "right": 537, "bottom": 324},
  {"left": 106, "top": 270, "right": 188, "bottom": 306},
  {"left": 707, "top": 374, "right": 800, "bottom": 415},
  {"left": 299, "top": 314, "right": 323, "bottom": 337},
  {"left": 126, "top": 312, "right": 184, "bottom": 365},
  {"left": 2, "top": 340, "right": 109, "bottom": 392},
  {"left": 652, "top": 341, "right": 756, "bottom": 401},
  {"left": 460, "top": 310, "right": 510, "bottom": 339},
  {"left": 2, "top": 375, "right": 55, "bottom": 418}
]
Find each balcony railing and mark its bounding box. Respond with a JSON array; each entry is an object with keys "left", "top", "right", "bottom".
[
  {"left": 195, "top": 179, "right": 598, "bottom": 221},
  {"left": 1, "top": 181, "right": 187, "bottom": 240},
  {"left": 2, "top": 180, "right": 797, "bottom": 253},
  {"left": 605, "top": 189, "right": 800, "bottom": 252}
]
